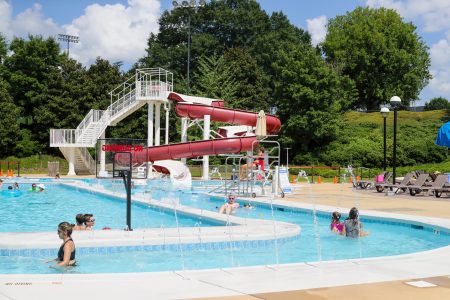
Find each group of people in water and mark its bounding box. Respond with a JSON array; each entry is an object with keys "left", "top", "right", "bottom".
[
  {"left": 218, "top": 193, "right": 369, "bottom": 239},
  {"left": 330, "top": 207, "right": 369, "bottom": 238},
  {"left": 51, "top": 214, "right": 96, "bottom": 267},
  {"left": 0, "top": 180, "right": 46, "bottom": 192},
  {"left": 51, "top": 201, "right": 367, "bottom": 268}
]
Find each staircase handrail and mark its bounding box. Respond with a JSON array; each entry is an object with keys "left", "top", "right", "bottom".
[
  {"left": 109, "top": 73, "right": 136, "bottom": 106},
  {"left": 79, "top": 147, "right": 96, "bottom": 174},
  {"left": 108, "top": 89, "right": 137, "bottom": 121},
  {"left": 50, "top": 129, "right": 83, "bottom": 145},
  {"left": 76, "top": 109, "right": 105, "bottom": 131}
]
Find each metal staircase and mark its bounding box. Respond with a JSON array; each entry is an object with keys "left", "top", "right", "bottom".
[{"left": 50, "top": 68, "right": 173, "bottom": 175}]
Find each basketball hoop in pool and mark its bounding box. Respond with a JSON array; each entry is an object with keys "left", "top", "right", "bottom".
[{"left": 95, "top": 138, "right": 149, "bottom": 179}]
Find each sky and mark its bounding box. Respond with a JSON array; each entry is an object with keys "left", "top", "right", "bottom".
[{"left": 1, "top": 0, "right": 450, "bottom": 105}]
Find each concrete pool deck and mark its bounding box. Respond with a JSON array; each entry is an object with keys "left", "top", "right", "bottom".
[{"left": 1, "top": 182, "right": 450, "bottom": 299}]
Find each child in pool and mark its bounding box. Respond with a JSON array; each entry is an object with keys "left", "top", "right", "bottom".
[{"left": 330, "top": 211, "right": 344, "bottom": 234}]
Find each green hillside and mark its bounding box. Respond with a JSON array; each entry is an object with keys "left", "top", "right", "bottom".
[{"left": 314, "top": 109, "right": 449, "bottom": 168}]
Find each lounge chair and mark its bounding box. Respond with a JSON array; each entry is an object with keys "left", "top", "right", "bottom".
[
  {"left": 407, "top": 174, "right": 432, "bottom": 196},
  {"left": 375, "top": 172, "right": 415, "bottom": 193},
  {"left": 355, "top": 172, "right": 391, "bottom": 190},
  {"left": 422, "top": 174, "right": 449, "bottom": 197},
  {"left": 434, "top": 181, "right": 450, "bottom": 198}
]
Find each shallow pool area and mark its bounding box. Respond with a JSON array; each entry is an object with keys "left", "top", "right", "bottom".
[
  {"left": 0, "top": 183, "right": 220, "bottom": 232},
  {"left": 1, "top": 178, "right": 450, "bottom": 275}
]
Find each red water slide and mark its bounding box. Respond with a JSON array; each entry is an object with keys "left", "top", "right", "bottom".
[{"left": 116, "top": 93, "right": 281, "bottom": 164}]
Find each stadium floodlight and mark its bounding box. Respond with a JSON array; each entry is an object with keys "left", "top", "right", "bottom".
[
  {"left": 172, "top": 0, "right": 208, "bottom": 93},
  {"left": 58, "top": 34, "right": 79, "bottom": 56}
]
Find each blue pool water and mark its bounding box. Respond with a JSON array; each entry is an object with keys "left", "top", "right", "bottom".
[
  {"left": 1, "top": 179, "right": 450, "bottom": 274},
  {"left": 0, "top": 183, "right": 219, "bottom": 232}
]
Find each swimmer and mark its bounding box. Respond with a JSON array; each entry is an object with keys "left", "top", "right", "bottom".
[
  {"left": 243, "top": 203, "right": 254, "bottom": 209},
  {"left": 13, "top": 182, "right": 19, "bottom": 189},
  {"left": 330, "top": 211, "right": 344, "bottom": 234},
  {"left": 342, "top": 207, "right": 369, "bottom": 238},
  {"left": 84, "top": 214, "right": 95, "bottom": 230},
  {"left": 73, "top": 214, "right": 86, "bottom": 231},
  {"left": 30, "top": 183, "right": 37, "bottom": 192},
  {"left": 37, "top": 184, "right": 46, "bottom": 192},
  {"left": 218, "top": 194, "right": 240, "bottom": 214},
  {"left": 55, "top": 222, "right": 76, "bottom": 267}
]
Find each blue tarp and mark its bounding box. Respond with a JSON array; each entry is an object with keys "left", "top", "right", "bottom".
[{"left": 436, "top": 121, "right": 450, "bottom": 147}]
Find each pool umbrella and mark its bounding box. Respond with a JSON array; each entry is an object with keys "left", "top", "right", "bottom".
[{"left": 436, "top": 121, "right": 450, "bottom": 147}]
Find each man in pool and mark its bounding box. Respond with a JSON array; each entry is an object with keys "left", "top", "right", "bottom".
[
  {"left": 84, "top": 214, "right": 95, "bottom": 230},
  {"left": 218, "top": 194, "right": 240, "bottom": 214}
]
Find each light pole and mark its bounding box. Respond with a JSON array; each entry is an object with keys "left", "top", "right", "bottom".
[
  {"left": 390, "top": 96, "right": 401, "bottom": 184},
  {"left": 57, "top": 34, "right": 79, "bottom": 57},
  {"left": 172, "top": 0, "right": 206, "bottom": 94},
  {"left": 285, "top": 148, "right": 291, "bottom": 169},
  {"left": 380, "top": 107, "right": 389, "bottom": 171}
]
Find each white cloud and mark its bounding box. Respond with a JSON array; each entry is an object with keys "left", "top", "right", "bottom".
[
  {"left": 12, "top": 3, "right": 60, "bottom": 38},
  {"left": 0, "top": 2, "right": 59, "bottom": 40},
  {"left": 1, "top": 0, "right": 161, "bottom": 67},
  {"left": 64, "top": 0, "right": 160, "bottom": 65},
  {"left": 0, "top": 0, "right": 12, "bottom": 37},
  {"left": 307, "top": 15, "right": 327, "bottom": 46},
  {"left": 428, "top": 39, "right": 450, "bottom": 97},
  {"left": 366, "top": 0, "right": 450, "bottom": 33}
]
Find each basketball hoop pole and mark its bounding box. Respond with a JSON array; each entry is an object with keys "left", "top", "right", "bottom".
[
  {"left": 120, "top": 169, "right": 132, "bottom": 231},
  {"left": 114, "top": 151, "right": 133, "bottom": 231}
]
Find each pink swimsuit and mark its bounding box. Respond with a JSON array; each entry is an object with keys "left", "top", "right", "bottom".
[{"left": 331, "top": 222, "right": 344, "bottom": 233}]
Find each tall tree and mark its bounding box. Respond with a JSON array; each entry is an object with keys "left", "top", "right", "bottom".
[
  {"left": 193, "top": 55, "right": 237, "bottom": 101},
  {"left": 273, "top": 44, "right": 357, "bottom": 162},
  {"left": 4, "top": 35, "right": 63, "bottom": 148},
  {"left": 424, "top": 97, "right": 450, "bottom": 111},
  {"left": 138, "top": 0, "right": 313, "bottom": 147},
  {"left": 0, "top": 79, "right": 21, "bottom": 157},
  {"left": 322, "top": 7, "right": 431, "bottom": 110},
  {"left": 223, "top": 47, "right": 270, "bottom": 111}
]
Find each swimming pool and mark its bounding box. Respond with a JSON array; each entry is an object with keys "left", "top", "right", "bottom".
[
  {"left": 0, "top": 183, "right": 220, "bottom": 232},
  {"left": 1, "top": 179, "right": 450, "bottom": 274}
]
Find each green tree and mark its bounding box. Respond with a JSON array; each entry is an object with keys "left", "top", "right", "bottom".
[
  {"left": 193, "top": 55, "right": 237, "bottom": 101},
  {"left": 4, "top": 35, "right": 63, "bottom": 148},
  {"left": 322, "top": 7, "right": 431, "bottom": 110},
  {"left": 0, "top": 79, "right": 21, "bottom": 157},
  {"left": 424, "top": 97, "right": 450, "bottom": 111},
  {"left": 139, "top": 0, "right": 313, "bottom": 147},
  {"left": 272, "top": 44, "right": 357, "bottom": 161},
  {"left": 223, "top": 47, "right": 270, "bottom": 111}
]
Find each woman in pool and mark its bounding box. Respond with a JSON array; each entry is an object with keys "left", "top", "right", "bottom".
[
  {"left": 218, "top": 194, "right": 240, "bottom": 214},
  {"left": 56, "top": 222, "right": 76, "bottom": 267},
  {"left": 330, "top": 211, "right": 344, "bottom": 234},
  {"left": 84, "top": 214, "right": 95, "bottom": 230},
  {"left": 342, "top": 207, "right": 369, "bottom": 238},
  {"left": 73, "top": 214, "right": 86, "bottom": 230}
]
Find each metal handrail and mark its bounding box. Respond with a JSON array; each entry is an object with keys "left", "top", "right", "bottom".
[{"left": 79, "top": 147, "right": 96, "bottom": 173}]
